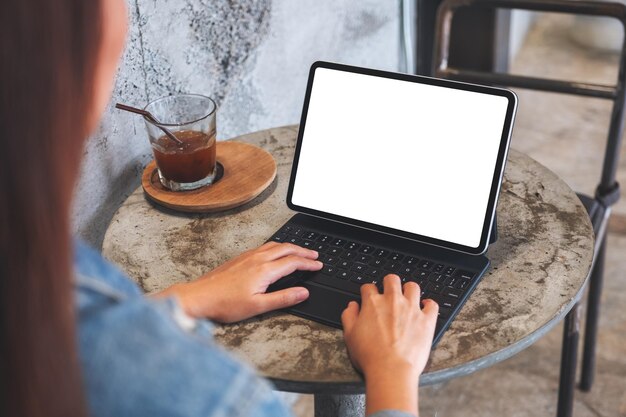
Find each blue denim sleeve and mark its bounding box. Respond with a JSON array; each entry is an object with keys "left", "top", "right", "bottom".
[{"left": 74, "top": 241, "right": 292, "bottom": 417}]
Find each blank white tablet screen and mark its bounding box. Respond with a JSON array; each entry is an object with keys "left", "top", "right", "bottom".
[{"left": 291, "top": 68, "right": 509, "bottom": 248}]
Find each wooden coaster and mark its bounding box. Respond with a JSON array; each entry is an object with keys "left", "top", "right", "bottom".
[{"left": 142, "top": 141, "right": 276, "bottom": 213}]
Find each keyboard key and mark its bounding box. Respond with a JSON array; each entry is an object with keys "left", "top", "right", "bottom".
[
  {"left": 443, "top": 288, "right": 462, "bottom": 300},
  {"left": 444, "top": 266, "right": 456, "bottom": 276},
  {"left": 314, "top": 243, "right": 327, "bottom": 252},
  {"left": 440, "top": 298, "right": 455, "bottom": 309},
  {"left": 356, "top": 254, "right": 371, "bottom": 264},
  {"left": 344, "top": 251, "right": 357, "bottom": 259},
  {"left": 444, "top": 276, "right": 459, "bottom": 288},
  {"left": 411, "top": 277, "right": 427, "bottom": 287},
  {"left": 287, "top": 237, "right": 303, "bottom": 245},
  {"left": 271, "top": 233, "right": 288, "bottom": 242},
  {"left": 374, "top": 249, "right": 389, "bottom": 257},
  {"left": 418, "top": 260, "right": 433, "bottom": 270},
  {"left": 293, "top": 228, "right": 305, "bottom": 236},
  {"left": 336, "top": 270, "right": 352, "bottom": 280},
  {"left": 389, "top": 252, "right": 404, "bottom": 262},
  {"left": 351, "top": 274, "right": 367, "bottom": 285},
  {"left": 428, "top": 273, "right": 444, "bottom": 283},
  {"left": 301, "top": 240, "right": 314, "bottom": 248},
  {"left": 387, "top": 262, "right": 402, "bottom": 272},
  {"left": 399, "top": 266, "right": 415, "bottom": 276},
  {"left": 332, "top": 238, "right": 346, "bottom": 247},
  {"left": 414, "top": 270, "right": 430, "bottom": 280},
  {"left": 318, "top": 235, "right": 332, "bottom": 243},
  {"left": 365, "top": 275, "right": 379, "bottom": 284},
  {"left": 426, "top": 282, "right": 444, "bottom": 294},
  {"left": 360, "top": 245, "right": 374, "bottom": 254},
  {"left": 345, "top": 242, "right": 360, "bottom": 250},
  {"left": 328, "top": 247, "right": 343, "bottom": 256},
  {"left": 404, "top": 256, "right": 419, "bottom": 266},
  {"left": 338, "top": 260, "right": 351, "bottom": 269},
  {"left": 454, "top": 270, "right": 476, "bottom": 280},
  {"left": 369, "top": 258, "right": 387, "bottom": 267},
  {"left": 368, "top": 268, "right": 384, "bottom": 279},
  {"left": 457, "top": 279, "right": 471, "bottom": 290},
  {"left": 304, "top": 231, "right": 319, "bottom": 240},
  {"left": 322, "top": 255, "right": 338, "bottom": 265},
  {"left": 321, "top": 265, "right": 336, "bottom": 275},
  {"left": 282, "top": 225, "right": 293, "bottom": 234},
  {"left": 351, "top": 263, "right": 368, "bottom": 273},
  {"left": 433, "top": 264, "right": 445, "bottom": 273}
]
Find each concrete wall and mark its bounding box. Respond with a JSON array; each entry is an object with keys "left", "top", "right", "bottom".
[{"left": 73, "top": 0, "right": 401, "bottom": 248}]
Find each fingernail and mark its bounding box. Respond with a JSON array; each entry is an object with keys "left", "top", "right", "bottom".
[
  {"left": 311, "top": 250, "right": 319, "bottom": 256},
  {"left": 315, "top": 260, "right": 323, "bottom": 267},
  {"left": 295, "top": 288, "right": 309, "bottom": 301}
]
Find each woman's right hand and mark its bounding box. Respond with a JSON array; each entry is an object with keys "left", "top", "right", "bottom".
[{"left": 341, "top": 275, "right": 438, "bottom": 417}]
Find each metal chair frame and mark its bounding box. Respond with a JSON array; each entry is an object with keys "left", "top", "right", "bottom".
[{"left": 433, "top": 1, "right": 626, "bottom": 416}]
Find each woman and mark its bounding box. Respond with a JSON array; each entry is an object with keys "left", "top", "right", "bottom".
[{"left": 0, "top": 1, "right": 438, "bottom": 416}]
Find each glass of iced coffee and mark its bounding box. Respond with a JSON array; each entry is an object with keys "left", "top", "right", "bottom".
[{"left": 143, "top": 94, "right": 217, "bottom": 191}]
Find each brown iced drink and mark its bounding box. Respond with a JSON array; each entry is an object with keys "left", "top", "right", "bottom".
[{"left": 152, "top": 130, "right": 216, "bottom": 184}]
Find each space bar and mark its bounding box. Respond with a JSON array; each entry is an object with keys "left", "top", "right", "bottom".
[{"left": 308, "top": 273, "right": 361, "bottom": 295}]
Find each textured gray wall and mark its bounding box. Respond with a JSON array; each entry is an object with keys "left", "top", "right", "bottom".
[{"left": 73, "top": 0, "right": 401, "bottom": 248}]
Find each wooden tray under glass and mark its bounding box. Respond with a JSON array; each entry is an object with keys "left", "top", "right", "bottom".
[{"left": 141, "top": 141, "right": 276, "bottom": 213}]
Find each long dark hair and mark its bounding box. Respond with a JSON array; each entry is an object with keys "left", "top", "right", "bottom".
[{"left": 0, "top": 1, "right": 101, "bottom": 416}]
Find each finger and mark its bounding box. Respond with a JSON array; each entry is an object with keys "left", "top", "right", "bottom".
[
  {"left": 255, "top": 287, "right": 310, "bottom": 314},
  {"left": 421, "top": 298, "right": 439, "bottom": 321},
  {"left": 264, "top": 256, "right": 323, "bottom": 283},
  {"left": 261, "top": 243, "right": 319, "bottom": 261},
  {"left": 341, "top": 300, "right": 360, "bottom": 334},
  {"left": 403, "top": 281, "right": 420, "bottom": 303},
  {"left": 383, "top": 274, "right": 401, "bottom": 295},
  {"left": 360, "top": 283, "right": 379, "bottom": 300}
]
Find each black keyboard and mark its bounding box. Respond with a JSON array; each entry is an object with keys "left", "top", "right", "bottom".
[{"left": 268, "top": 223, "right": 479, "bottom": 333}]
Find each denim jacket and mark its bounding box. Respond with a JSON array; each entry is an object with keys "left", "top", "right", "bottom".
[{"left": 74, "top": 240, "right": 414, "bottom": 417}]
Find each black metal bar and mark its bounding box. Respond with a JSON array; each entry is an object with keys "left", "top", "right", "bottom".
[
  {"left": 580, "top": 235, "right": 607, "bottom": 391},
  {"left": 600, "top": 47, "right": 626, "bottom": 189},
  {"left": 557, "top": 304, "right": 581, "bottom": 417},
  {"left": 437, "top": 68, "right": 618, "bottom": 99},
  {"left": 447, "top": 7, "right": 508, "bottom": 72},
  {"left": 415, "top": 0, "right": 441, "bottom": 75}
]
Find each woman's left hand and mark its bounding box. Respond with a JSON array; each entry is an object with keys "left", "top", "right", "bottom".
[{"left": 154, "top": 242, "right": 322, "bottom": 323}]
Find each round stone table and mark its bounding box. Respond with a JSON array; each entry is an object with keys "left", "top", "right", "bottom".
[{"left": 102, "top": 125, "right": 594, "bottom": 417}]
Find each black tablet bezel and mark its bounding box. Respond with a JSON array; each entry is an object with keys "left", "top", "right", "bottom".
[{"left": 286, "top": 61, "right": 517, "bottom": 255}]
